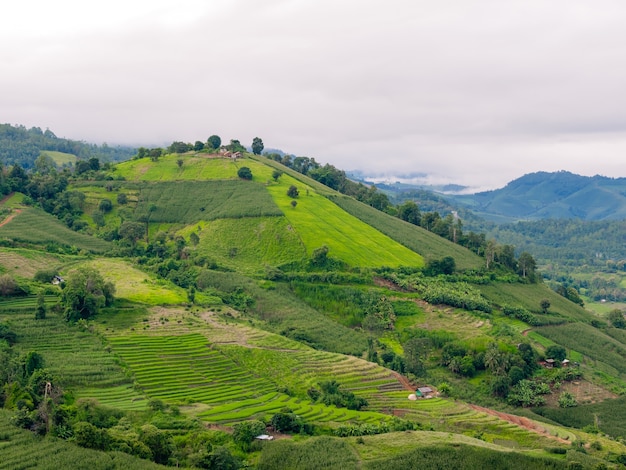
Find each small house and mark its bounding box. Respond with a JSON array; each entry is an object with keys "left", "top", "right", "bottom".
[
  {"left": 545, "top": 359, "right": 555, "bottom": 369},
  {"left": 416, "top": 386, "right": 433, "bottom": 398},
  {"left": 52, "top": 275, "right": 64, "bottom": 285},
  {"left": 561, "top": 359, "right": 570, "bottom": 367}
]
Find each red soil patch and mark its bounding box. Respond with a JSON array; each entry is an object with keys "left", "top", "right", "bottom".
[
  {"left": 0, "top": 209, "right": 21, "bottom": 228},
  {"left": 469, "top": 404, "right": 571, "bottom": 444}
]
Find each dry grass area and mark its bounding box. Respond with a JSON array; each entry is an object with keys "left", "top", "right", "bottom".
[
  {"left": 0, "top": 249, "right": 65, "bottom": 278},
  {"left": 543, "top": 379, "right": 617, "bottom": 407}
]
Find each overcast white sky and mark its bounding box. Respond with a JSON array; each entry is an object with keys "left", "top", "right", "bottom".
[{"left": 3, "top": 0, "right": 626, "bottom": 190}]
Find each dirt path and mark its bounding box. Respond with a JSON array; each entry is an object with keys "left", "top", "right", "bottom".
[
  {"left": 522, "top": 328, "right": 531, "bottom": 336},
  {"left": 0, "top": 209, "right": 21, "bottom": 228},
  {"left": 391, "top": 371, "right": 415, "bottom": 391},
  {"left": 469, "top": 404, "right": 571, "bottom": 444}
]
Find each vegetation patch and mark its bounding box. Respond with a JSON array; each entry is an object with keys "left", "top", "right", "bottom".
[
  {"left": 134, "top": 180, "right": 282, "bottom": 224},
  {"left": 182, "top": 217, "right": 305, "bottom": 274},
  {"left": 0, "top": 206, "right": 111, "bottom": 253},
  {"left": 266, "top": 175, "right": 424, "bottom": 268}
]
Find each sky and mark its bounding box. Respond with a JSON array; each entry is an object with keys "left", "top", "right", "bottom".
[{"left": 3, "top": 0, "right": 626, "bottom": 191}]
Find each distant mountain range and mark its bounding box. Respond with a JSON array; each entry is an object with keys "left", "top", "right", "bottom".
[
  {"left": 450, "top": 171, "right": 626, "bottom": 222},
  {"left": 359, "top": 170, "right": 626, "bottom": 223}
]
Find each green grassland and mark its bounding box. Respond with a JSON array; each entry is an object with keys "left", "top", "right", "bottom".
[
  {"left": 41, "top": 150, "right": 77, "bottom": 166},
  {"left": 266, "top": 174, "right": 424, "bottom": 268},
  {"left": 112, "top": 154, "right": 275, "bottom": 182},
  {"left": 329, "top": 194, "right": 483, "bottom": 270},
  {"left": 76, "top": 258, "right": 187, "bottom": 305},
  {"left": 179, "top": 217, "right": 306, "bottom": 274},
  {"left": 0, "top": 206, "right": 111, "bottom": 253}
]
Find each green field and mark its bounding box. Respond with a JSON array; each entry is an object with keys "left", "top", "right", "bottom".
[
  {"left": 112, "top": 154, "right": 276, "bottom": 182},
  {"left": 329, "top": 194, "right": 483, "bottom": 270},
  {"left": 41, "top": 150, "right": 77, "bottom": 166},
  {"left": 0, "top": 206, "right": 111, "bottom": 253},
  {"left": 134, "top": 180, "right": 282, "bottom": 223},
  {"left": 180, "top": 217, "right": 306, "bottom": 274},
  {"left": 266, "top": 175, "right": 425, "bottom": 268},
  {"left": 0, "top": 247, "right": 70, "bottom": 278},
  {"left": 77, "top": 258, "right": 187, "bottom": 305}
]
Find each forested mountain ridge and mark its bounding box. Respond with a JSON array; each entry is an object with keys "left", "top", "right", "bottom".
[
  {"left": 0, "top": 123, "right": 136, "bottom": 168},
  {"left": 451, "top": 170, "right": 626, "bottom": 221}
]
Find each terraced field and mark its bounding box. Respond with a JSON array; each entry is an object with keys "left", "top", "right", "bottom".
[{"left": 0, "top": 206, "right": 111, "bottom": 253}]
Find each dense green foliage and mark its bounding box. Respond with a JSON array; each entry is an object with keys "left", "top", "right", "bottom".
[{"left": 0, "top": 123, "right": 136, "bottom": 168}]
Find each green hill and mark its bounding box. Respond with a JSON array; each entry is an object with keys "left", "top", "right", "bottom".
[{"left": 1, "top": 149, "right": 625, "bottom": 468}]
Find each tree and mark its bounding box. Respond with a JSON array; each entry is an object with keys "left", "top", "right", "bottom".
[
  {"left": 608, "top": 309, "right": 626, "bottom": 329},
  {"left": 176, "top": 158, "right": 184, "bottom": 168},
  {"left": 62, "top": 267, "right": 115, "bottom": 322},
  {"left": 545, "top": 344, "right": 567, "bottom": 362},
  {"left": 189, "top": 232, "right": 200, "bottom": 246},
  {"left": 558, "top": 392, "right": 578, "bottom": 408},
  {"left": 397, "top": 201, "right": 421, "bottom": 225},
  {"left": 98, "top": 199, "right": 112, "bottom": 213},
  {"left": 540, "top": 298, "right": 550, "bottom": 314},
  {"left": 35, "top": 291, "right": 46, "bottom": 320},
  {"left": 207, "top": 135, "right": 221, "bottom": 150},
  {"left": 272, "top": 169, "right": 283, "bottom": 181},
  {"left": 237, "top": 167, "right": 252, "bottom": 180},
  {"left": 518, "top": 252, "right": 537, "bottom": 280},
  {"left": 193, "top": 140, "right": 205, "bottom": 151},
  {"left": 290, "top": 200, "right": 297, "bottom": 209},
  {"left": 251, "top": 137, "right": 264, "bottom": 155},
  {"left": 0, "top": 274, "right": 17, "bottom": 296},
  {"left": 116, "top": 193, "right": 128, "bottom": 205},
  {"left": 119, "top": 221, "right": 145, "bottom": 247},
  {"left": 287, "top": 185, "right": 299, "bottom": 198},
  {"left": 232, "top": 420, "right": 265, "bottom": 451}
]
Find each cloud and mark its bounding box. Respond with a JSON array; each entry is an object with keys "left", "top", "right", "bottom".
[{"left": 3, "top": 0, "right": 626, "bottom": 189}]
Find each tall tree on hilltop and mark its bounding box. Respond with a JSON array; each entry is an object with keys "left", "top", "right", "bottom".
[{"left": 251, "top": 137, "right": 264, "bottom": 155}]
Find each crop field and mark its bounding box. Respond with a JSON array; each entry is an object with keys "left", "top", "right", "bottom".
[
  {"left": 112, "top": 154, "right": 276, "bottom": 182},
  {"left": 4, "top": 311, "right": 142, "bottom": 405},
  {"left": 329, "top": 194, "right": 483, "bottom": 270},
  {"left": 71, "top": 184, "right": 139, "bottom": 228},
  {"left": 0, "top": 207, "right": 111, "bottom": 253},
  {"left": 266, "top": 174, "right": 425, "bottom": 268},
  {"left": 0, "top": 409, "right": 163, "bottom": 470},
  {"left": 0, "top": 247, "right": 69, "bottom": 278},
  {"left": 0, "top": 295, "right": 59, "bottom": 311},
  {"left": 134, "top": 180, "right": 282, "bottom": 223},
  {"left": 180, "top": 217, "right": 306, "bottom": 274},
  {"left": 76, "top": 258, "right": 187, "bottom": 305},
  {"left": 478, "top": 283, "right": 590, "bottom": 322},
  {"left": 538, "top": 323, "right": 626, "bottom": 377}
]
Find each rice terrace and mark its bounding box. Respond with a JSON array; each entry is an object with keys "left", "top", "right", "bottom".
[{"left": 1, "top": 134, "right": 626, "bottom": 469}]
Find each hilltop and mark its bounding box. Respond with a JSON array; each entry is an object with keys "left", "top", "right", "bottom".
[{"left": 0, "top": 143, "right": 625, "bottom": 468}]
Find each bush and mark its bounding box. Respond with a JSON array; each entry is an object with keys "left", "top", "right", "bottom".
[{"left": 237, "top": 167, "right": 252, "bottom": 180}]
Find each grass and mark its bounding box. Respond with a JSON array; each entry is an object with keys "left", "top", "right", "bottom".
[
  {"left": 0, "top": 247, "right": 70, "bottom": 278},
  {"left": 0, "top": 206, "right": 111, "bottom": 253},
  {"left": 179, "top": 217, "right": 306, "bottom": 274},
  {"left": 75, "top": 258, "right": 187, "bottom": 305},
  {"left": 329, "top": 194, "right": 483, "bottom": 270},
  {"left": 266, "top": 174, "right": 425, "bottom": 268},
  {"left": 41, "top": 150, "right": 77, "bottom": 166},
  {"left": 112, "top": 153, "right": 276, "bottom": 182}
]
